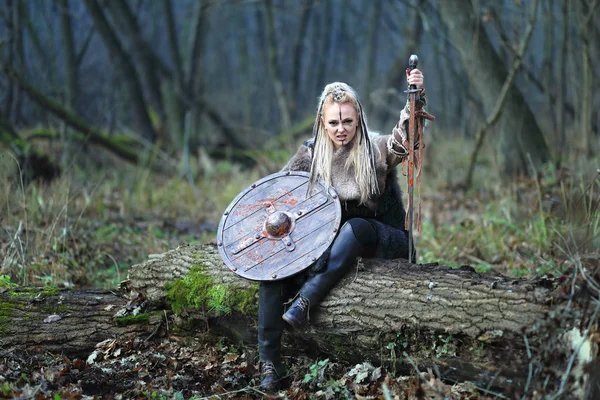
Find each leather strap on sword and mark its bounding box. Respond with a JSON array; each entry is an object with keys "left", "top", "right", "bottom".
[{"left": 404, "top": 54, "right": 435, "bottom": 263}]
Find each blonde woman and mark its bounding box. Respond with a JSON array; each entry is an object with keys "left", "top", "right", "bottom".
[{"left": 259, "top": 70, "right": 426, "bottom": 391}]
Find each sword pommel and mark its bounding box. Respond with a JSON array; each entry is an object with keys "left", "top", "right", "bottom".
[
  {"left": 408, "top": 54, "right": 419, "bottom": 90},
  {"left": 408, "top": 54, "right": 418, "bottom": 70}
]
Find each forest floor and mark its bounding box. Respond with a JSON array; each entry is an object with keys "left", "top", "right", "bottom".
[{"left": 2, "top": 331, "right": 493, "bottom": 400}]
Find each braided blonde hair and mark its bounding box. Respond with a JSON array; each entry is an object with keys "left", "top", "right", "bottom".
[{"left": 308, "top": 82, "right": 380, "bottom": 205}]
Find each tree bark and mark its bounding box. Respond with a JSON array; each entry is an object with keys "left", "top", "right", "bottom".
[
  {"left": 0, "top": 288, "right": 159, "bottom": 358},
  {"left": 437, "top": 0, "right": 551, "bottom": 176}
]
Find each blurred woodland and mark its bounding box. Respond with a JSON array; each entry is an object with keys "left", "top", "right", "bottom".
[{"left": 0, "top": 0, "right": 597, "bottom": 180}]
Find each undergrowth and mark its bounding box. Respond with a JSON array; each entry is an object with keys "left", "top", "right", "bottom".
[{"left": 0, "top": 135, "right": 598, "bottom": 290}]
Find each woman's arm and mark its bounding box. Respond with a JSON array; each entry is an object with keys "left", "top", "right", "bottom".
[{"left": 381, "top": 90, "right": 427, "bottom": 170}]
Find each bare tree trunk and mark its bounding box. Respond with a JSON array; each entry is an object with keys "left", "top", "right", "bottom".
[
  {"left": 161, "top": 0, "right": 185, "bottom": 146},
  {"left": 577, "top": 0, "right": 597, "bottom": 157},
  {"left": 21, "top": 2, "right": 52, "bottom": 72},
  {"left": 82, "top": 0, "right": 156, "bottom": 143},
  {"left": 362, "top": 0, "right": 382, "bottom": 115},
  {"left": 104, "top": 0, "right": 166, "bottom": 133},
  {"left": 237, "top": 5, "right": 253, "bottom": 125},
  {"left": 314, "top": 0, "right": 333, "bottom": 97},
  {"left": 290, "top": 0, "right": 313, "bottom": 118},
  {"left": 57, "top": 0, "right": 78, "bottom": 111},
  {"left": 464, "top": 0, "right": 540, "bottom": 188},
  {"left": 10, "top": 0, "right": 25, "bottom": 125},
  {"left": 557, "top": 0, "right": 569, "bottom": 166},
  {"left": 3, "top": 0, "right": 14, "bottom": 121},
  {"left": 541, "top": 0, "right": 556, "bottom": 135},
  {"left": 263, "top": 0, "right": 292, "bottom": 134},
  {"left": 57, "top": 0, "right": 78, "bottom": 166},
  {"left": 437, "top": 0, "right": 551, "bottom": 176},
  {"left": 374, "top": 0, "right": 423, "bottom": 128},
  {"left": 185, "top": 0, "right": 207, "bottom": 101},
  {"left": 184, "top": 0, "right": 208, "bottom": 146},
  {"left": 162, "top": 0, "right": 184, "bottom": 97}
]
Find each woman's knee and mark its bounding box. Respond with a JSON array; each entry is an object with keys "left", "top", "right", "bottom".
[{"left": 341, "top": 218, "right": 377, "bottom": 248}]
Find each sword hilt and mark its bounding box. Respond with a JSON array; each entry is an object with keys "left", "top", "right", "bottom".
[{"left": 408, "top": 54, "right": 418, "bottom": 90}]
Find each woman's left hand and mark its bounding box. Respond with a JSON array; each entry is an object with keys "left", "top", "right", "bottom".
[{"left": 406, "top": 68, "right": 424, "bottom": 89}]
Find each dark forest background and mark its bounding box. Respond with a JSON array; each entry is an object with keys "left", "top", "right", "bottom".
[{"left": 1, "top": 0, "right": 597, "bottom": 177}]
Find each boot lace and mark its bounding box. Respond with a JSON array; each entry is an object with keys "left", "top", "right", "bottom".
[
  {"left": 295, "top": 296, "right": 310, "bottom": 313},
  {"left": 262, "top": 361, "right": 278, "bottom": 376}
]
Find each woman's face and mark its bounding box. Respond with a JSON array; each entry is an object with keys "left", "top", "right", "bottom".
[{"left": 321, "top": 102, "right": 358, "bottom": 150}]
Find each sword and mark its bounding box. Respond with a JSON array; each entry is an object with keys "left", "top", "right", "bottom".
[
  {"left": 405, "top": 54, "right": 435, "bottom": 264},
  {"left": 406, "top": 54, "right": 419, "bottom": 264}
]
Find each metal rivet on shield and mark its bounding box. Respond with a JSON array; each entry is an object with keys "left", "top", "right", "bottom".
[
  {"left": 332, "top": 194, "right": 338, "bottom": 199},
  {"left": 255, "top": 233, "right": 261, "bottom": 239},
  {"left": 311, "top": 257, "right": 316, "bottom": 262},
  {"left": 252, "top": 183, "right": 256, "bottom": 188},
  {"left": 272, "top": 274, "right": 277, "bottom": 279},
  {"left": 333, "top": 228, "right": 338, "bottom": 233},
  {"left": 218, "top": 242, "right": 223, "bottom": 246},
  {"left": 286, "top": 241, "right": 292, "bottom": 246},
  {"left": 232, "top": 267, "right": 237, "bottom": 271},
  {"left": 224, "top": 211, "right": 229, "bottom": 216},
  {"left": 286, "top": 171, "right": 290, "bottom": 175},
  {"left": 297, "top": 210, "right": 303, "bottom": 216}
]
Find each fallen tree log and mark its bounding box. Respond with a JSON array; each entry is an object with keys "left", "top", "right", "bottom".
[
  {"left": 126, "top": 244, "right": 558, "bottom": 388},
  {"left": 1, "top": 243, "right": 596, "bottom": 396},
  {"left": 0, "top": 288, "right": 160, "bottom": 358}
]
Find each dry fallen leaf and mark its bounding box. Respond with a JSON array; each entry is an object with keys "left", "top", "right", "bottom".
[{"left": 223, "top": 353, "right": 239, "bottom": 363}]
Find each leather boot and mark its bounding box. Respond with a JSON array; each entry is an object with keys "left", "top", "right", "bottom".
[
  {"left": 258, "top": 281, "right": 286, "bottom": 392},
  {"left": 283, "top": 221, "right": 368, "bottom": 329}
]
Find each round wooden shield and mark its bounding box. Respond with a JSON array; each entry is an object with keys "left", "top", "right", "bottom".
[{"left": 217, "top": 171, "right": 342, "bottom": 281}]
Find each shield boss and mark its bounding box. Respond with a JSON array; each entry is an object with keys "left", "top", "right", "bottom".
[{"left": 217, "top": 171, "right": 342, "bottom": 281}]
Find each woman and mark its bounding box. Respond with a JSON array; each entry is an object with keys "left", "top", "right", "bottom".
[{"left": 259, "top": 69, "right": 426, "bottom": 391}]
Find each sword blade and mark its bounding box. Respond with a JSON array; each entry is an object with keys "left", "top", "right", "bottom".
[{"left": 407, "top": 91, "right": 417, "bottom": 263}]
